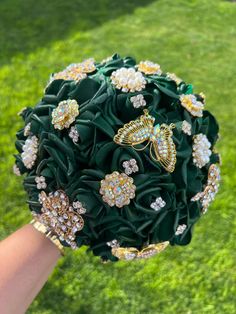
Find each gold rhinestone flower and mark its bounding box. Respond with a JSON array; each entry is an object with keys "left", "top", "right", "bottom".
[
  {"left": 51, "top": 58, "right": 96, "bottom": 82},
  {"left": 111, "top": 67, "right": 146, "bottom": 92},
  {"left": 52, "top": 99, "right": 79, "bottom": 130},
  {"left": 166, "top": 72, "right": 182, "bottom": 85},
  {"left": 137, "top": 60, "right": 162, "bottom": 75},
  {"left": 180, "top": 94, "right": 204, "bottom": 117},
  {"left": 35, "top": 190, "right": 86, "bottom": 249},
  {"left": 100, "top": 171, "right": 136, "bottom": 208}
]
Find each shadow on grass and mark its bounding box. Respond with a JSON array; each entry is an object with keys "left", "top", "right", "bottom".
[{"left": 0, "top": 0, "right": 155, "bottom": 65}]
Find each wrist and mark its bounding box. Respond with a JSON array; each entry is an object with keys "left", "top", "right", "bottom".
[{"left": 30, "top": 219, "right": 64, "bottom": 256}]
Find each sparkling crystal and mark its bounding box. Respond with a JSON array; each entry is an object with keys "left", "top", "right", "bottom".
[
  {"left": 122, "top": 159, "right": 139, "bottom": 175},
  {"left": 34, "top": 190, "right": 86, "bottom": 249},
  {"left": 107, "top": 239, "right": 119, "bottom": 248},
  {"left": 150, "top": 197, "right": 166, "bottom": 211},
  {"left": 175, "top": 224, "right": 187, "bottom": 236},
  {"left": 49, "top": 58, "right": 96, "bottom": 84},
  {"left": 191, "top": 164, "right": 220, "bottom": 214},
  {"left": 130, "top": 94, "right": 146, "bottom": 108},
  {"left": 100, "top": 171, "right": 136, "bottom": 208},
  {"left": 52, "top": 99, "right": 79, "bottom": 130},
  {"left": 35, "top": 176, "right": 47, "bottom": 190},
  {"left": 69, "top": 126, "right": 79, "bottom": 143}
]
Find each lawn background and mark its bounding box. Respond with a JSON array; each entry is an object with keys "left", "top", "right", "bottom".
[{"left": 0, "top": 0, "right": 236, "bottom": 313}]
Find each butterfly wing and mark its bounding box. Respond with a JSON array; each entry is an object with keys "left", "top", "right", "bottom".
[
  {"left": 151, "top": 123, "right": 176, "bottom": 173},
  {"left": 111, "top": 247, "right": 139, "bottom": 260},
  {"left": 114, "top": 110, "right": 155, "bottom": 147}
]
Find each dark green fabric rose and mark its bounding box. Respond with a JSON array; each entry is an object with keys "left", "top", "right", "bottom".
[{"left": 14, "top": 54, "right": 220, "bottom": 261}]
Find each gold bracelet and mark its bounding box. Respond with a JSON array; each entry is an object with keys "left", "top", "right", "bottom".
[{"left": 30, "top": 219, "right": 64, "bottom": 256}]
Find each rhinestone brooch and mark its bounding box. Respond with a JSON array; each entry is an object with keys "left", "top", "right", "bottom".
[
  {"left": 100, "top": 171, "right": 136, "bottom": 208},
  {"left": 122, "top": 159, "right": 139, "bottom": 175},
  {"left": 114, "top": 109, "right": 176, "bottom": 173},
  {"left": 137, "top": 60, "right": 162, "bottom": 75},
  {"left": 21, "top": 135, "right": 38, "bottom": 169},
  {"left": 175, "top": 224, "right": 187, "bottom": 236},
  {"left": 180, "top": 94, "right": 204, "bottom": 117},
  {"left": 166, "top": 72, "right": 182, "bottom": 85},
  {"left": 192, "top": 134, "right": 212, "bottom": 168},
  {"left": 150, "top": 197, "right": 166, "bottom": 211},
  {"left": 130, "top": 94, "right": 146, "bottom": 108},
  {"left": 50, "top": 58, "right": 96, "bottom": 82},
  {"left": 35, "top": 190, "right": 86, "bottom": 249},
  {"left": 111, "top": 67, "right": 146, "bottom": 92},
  {"left": 108, "top": 239, "right": 169, "bottom": 261},
  {"left": 52, "top": 99, "right": 79, "bottom": 130},
  {"left": 35, "top": 176, "right": 47, "bottom": 190},
  {"left": 69, "top": 126, "right": 79, "bottom": 143},
  {"left": 191, "top": 164, "right": 220, "bottom": 214}
]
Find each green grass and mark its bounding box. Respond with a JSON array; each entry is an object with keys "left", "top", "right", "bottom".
[{"left": 0, "top": 0, "right": 236, "bottom": 313}]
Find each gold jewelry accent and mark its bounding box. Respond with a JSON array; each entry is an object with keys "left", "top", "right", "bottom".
[
  {"left": 33, "top": 190, "right": 86, "bottom": 250},
  {"left": 180, "top": 94, "right": 204, "bottom": 117},
  {"left": 137, "top": 60, "right": 162, "bottom": 75},
  {"left": 166, "top": 72, "right": 182, "bottom": 85},
  {"left": 99, "top": 171, "right": 136, "bottom": 208},
  {"left": 30, "top": 219, "right": 64, "bottom": 255},
  {"left": 51, "top": 58, "right": 96, "bottom": 82},
  {"left": 191, "top": 164, "right": 220, "bottom": 214},
  {"left": 52, "top": 99, "right": 79, "bottom": 130},
  {"left": 113, "top": 109, "right": 176, "bottom": 173},
  {"left": 111, "top": 241, "right": 169, "bottom": 260}
]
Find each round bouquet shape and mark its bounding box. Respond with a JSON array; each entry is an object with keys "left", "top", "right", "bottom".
[{"left": 14, "top": 54, "right": 221, "bottom": 261}]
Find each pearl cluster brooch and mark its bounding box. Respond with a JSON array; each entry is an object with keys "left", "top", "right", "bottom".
[
  {"left": 122, "top": 159, "right": 139, "bottom": 175},
  {"left": 175, "top": 224, "right": 187, "bottom": 236},
  {"left": 51, "top": 58, "right": 96, "bottom": 82},
  {"left": 182, "top": 120, "right": 192, "bottom": 135},
  {"left": 52, "top": 99, "right": 79, "bottom": 130},
  {"left": 130, "top": 94, "right": 146, "bottom": 108},
  {"left": 137, "top": 60, "right": 162, "bottom": 75},
  {"left": 192, "top": 134, "right": 212, "bottom": 168},
  {"left": 21, "top": 136, "right": 38, "bottom": 169},
  {"left": 35, "top": 176, "right": 47, "bottom": 189},
  {"left": 69, "top": 126, "right": 79, "bottom": 143},
  {"left": 35, "top": 190, "right": 86, "bottom": 249},
  {"left": 13, "top": 164, "right": 21, "bottom": 176},
  {"left": 111, "top": 67, "right": 146, "bottom": 92},
  {"left": 150, "top": 197, "right": 166, "bottom": 211},
  {"left": 100, "top": 171, "right": 136, "bottom": 208},
  {"left": 180, "top": 94, "right": 204, "bottom": 117},
  {"left": 191, "top": 164, "right": 220, "bottom": 214},
  {"left": 24, "top": 123, "right": 31, "bottom": 136}
]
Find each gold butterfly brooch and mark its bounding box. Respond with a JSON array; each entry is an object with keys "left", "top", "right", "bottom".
[{"left": 113, "top": 109, "right": 177, "bottom": 173}]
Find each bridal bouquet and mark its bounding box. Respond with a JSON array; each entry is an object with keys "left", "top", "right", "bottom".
[{"left": 14, "top": 54, "right": 220, "bottom": 261}]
